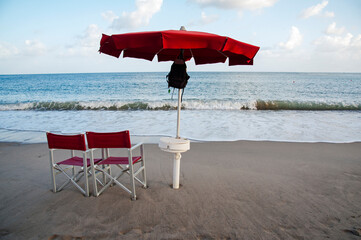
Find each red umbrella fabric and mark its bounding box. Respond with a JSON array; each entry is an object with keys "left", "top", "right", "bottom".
[{"left": 99, "top": 30, "right": 260, "bottom": 66}]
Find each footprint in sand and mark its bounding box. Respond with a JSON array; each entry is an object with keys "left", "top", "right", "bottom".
[{"left": 343, "top": 228, "right": 361, "bottom": 237}]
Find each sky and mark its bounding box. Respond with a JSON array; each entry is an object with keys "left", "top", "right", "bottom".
[{"left": 0, "top": 0, "right": 360, "bottom": 74}]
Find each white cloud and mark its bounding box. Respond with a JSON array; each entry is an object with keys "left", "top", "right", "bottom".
[
  {"left": 79, "top": 24, "right": 102, "bottom": 48},
  {"left": 324, "top": 11, "right": 335, "bottom": 18},
  {"left": 301, "top": 0, "right": 330, "bottom": 19},
  {"left": 317, "top": 33, "right": 353, "bottom": 49},
  {"left": 63, "top": 24, "right": 102, "bottom": 56},
  {"left": 279, "top": 26, "right": 303, "bottom": 50},
  {"left": 200, "top": 12, "right": 218, "bottom": 24},
  {"left": 1, "top": 40, "right": 47, "bottom": 58},
  {"left": 314, "top": 24, "right": 361, "bottom": 58},
  {"left": 190, "top": 0, "right": 278, "bottom": 11},
  {"left": 0, "top": 42, "right": 19, "bottom": 58},
  {"left": 101, "top": 10, "right": 117, "bottom": 23},
  {"left": 108, "top": 0, "right": 163, "bottom": 30},
  {"left": 24, "top": 40, "right": 47, "bottom": 56},
  {"left": 188, "top": 11, "right": 219, "bottom": 26},
  {"left": 314, "top": 33, "right": 361, "bottom": 52},
  {"left": 326, "top": 22, "right": 345, "bottom": 35},
  {"left": 259, "top": 49, "right": 281, "bottom": 58},
  {"left": 352, "top": 34, "right": 361, "bottom": 48}
]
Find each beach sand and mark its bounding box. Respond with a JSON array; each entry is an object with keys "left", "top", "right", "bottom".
[{"left": 0, "top": 141, "right": 360, "bottom": 239}]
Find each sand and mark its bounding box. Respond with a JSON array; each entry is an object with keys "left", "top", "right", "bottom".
[{"left": 0, "top": 141, "right": 360, "bottom": 239}]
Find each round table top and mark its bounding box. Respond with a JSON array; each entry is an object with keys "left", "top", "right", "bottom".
[{"left": 159, "top": 137, "right": 190, "bottom": 153}]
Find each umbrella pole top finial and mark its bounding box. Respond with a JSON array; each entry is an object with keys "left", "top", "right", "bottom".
[{"left": 180, "top": 26, "right": 186, "bottom": 31}]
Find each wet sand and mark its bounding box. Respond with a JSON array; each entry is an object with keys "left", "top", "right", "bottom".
[{"left": 0, "top": 141, "right": 360, "bottom": 239}]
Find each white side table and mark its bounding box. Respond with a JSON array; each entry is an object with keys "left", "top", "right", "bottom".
[{"left": 159, "top": 137, "right": 190, "bottom": 189}]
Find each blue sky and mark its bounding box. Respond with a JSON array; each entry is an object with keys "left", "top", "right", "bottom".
[{"left": 0, "top": 0, "right": 360, "bottom": 74}]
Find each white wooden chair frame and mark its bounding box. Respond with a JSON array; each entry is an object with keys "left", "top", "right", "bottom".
[
  {"left": 89, "top": 142, "right": 147, "bottom": 200},
  {"left": 49, "top": 149, "right": 92, "bottom": 196}
]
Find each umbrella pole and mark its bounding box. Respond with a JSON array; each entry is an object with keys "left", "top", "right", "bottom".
[
  {"left": 176, "top": 88, "right": 182, "bottom": 139},
  {"left": 172, "top": 88, "right": 182, "bottom": 189},
  {"left": 173, "top": 152, "right": 181, "bottom": 189}
]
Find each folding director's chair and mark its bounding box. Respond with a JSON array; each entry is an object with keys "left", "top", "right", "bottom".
[
  {"left": 86, "top": 131, "right": 147, "bottom": 200},
  {"left": 46, "top": 132, "right": 101, "bottom": 196}
]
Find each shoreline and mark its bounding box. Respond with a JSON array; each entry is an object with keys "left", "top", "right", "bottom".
[
  {"left": 1, "top": 141, "right": 360, "bottom": 239},
  {"left": 1, "top": 129, "right": 360, "bottom": 145}
]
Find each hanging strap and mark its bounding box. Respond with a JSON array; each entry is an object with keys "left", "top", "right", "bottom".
[{"left": 170, "top": 88, "right": 185, "bottom": 102}]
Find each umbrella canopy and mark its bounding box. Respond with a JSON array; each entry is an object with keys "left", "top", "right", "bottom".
[{"left": 99, "top": 30, "right": 260, "bottom": 66}]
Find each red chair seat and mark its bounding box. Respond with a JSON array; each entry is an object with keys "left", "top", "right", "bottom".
[
  {"left": 98, "top": 156, "right": 141, "bottom": 165},
  {"left": 57, "top": 156, "right": 102, "bottom": 167}
]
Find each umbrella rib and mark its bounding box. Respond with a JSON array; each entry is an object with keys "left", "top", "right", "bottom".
[
  {"left": 155, "top": 33, "right": 164, "bottom": 58},
  {"left": 218, "top": 37, "right": 229, "bottom": 58},
  {"left": 218, "top": 50, "right": 228, "bottom": 58},
  {"left": 155, "top": 49, "right": 163, "bottom": 55},
  {"left": 220, "top": 37, "right": 228, "bottom": 52},
  {"left": 189, "top": 49, "right": 194, "bottom": 59}
]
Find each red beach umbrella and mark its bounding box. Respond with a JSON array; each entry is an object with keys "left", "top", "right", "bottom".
[
  {"left": 99, "top": 28, "right": 260, "bottom": 66},
  {"left": 99, "top": 27, "right": 260, "bottom": 137},
  {"left": 98, "top": 27, "right": 260, "bottom": 189}
]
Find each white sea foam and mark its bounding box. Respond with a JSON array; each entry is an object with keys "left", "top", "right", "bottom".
[
  {"left": 0, "top": 110, "right": 360, "bottom": 143},
  {"left": 1, "top": 99, "right": 359, "bottom": 111}
]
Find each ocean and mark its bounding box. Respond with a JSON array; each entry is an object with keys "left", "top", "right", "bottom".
[{"left": 0, "top": 72, "right": 360, "bottom": 143}]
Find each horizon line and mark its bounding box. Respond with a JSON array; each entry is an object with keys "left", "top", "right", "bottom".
[{"left": 1, "top": 71, "right": 361, "bottom": 76}]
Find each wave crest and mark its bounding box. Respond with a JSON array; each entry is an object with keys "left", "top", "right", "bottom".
[
  {"left": 255, "top": 100, "right": 361, "bottom": 111},
  {"left": 0, "top": 100, "right": 360, "bottom": 111},
  {"left": 0, "top": 101, "right": 179, "bottom": 111}
]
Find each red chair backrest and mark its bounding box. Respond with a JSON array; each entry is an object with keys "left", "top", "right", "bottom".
[
  {"left": 86, "top": 131, "right": 131, "bottom": 149},
  {"left": 47, "top": 132, "right": 87, "bottom": 151}
]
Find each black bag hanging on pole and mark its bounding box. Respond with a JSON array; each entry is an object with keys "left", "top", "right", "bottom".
[{"left": 166, "top": 62, "right": 190, "bottom": 89}]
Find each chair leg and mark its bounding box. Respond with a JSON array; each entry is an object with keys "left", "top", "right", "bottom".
[
  {"left": 101, "top": 149, "right": 107, "bottom": 184},
  {"left": 106, "top": 149, "right": 113, "bottom": 186},
  {"left": 49, "top": 150, "right": 57, "bottom": 192},
  {"left": 90, "top": 150, "right": 99, "bottom": 197},
  {"left": 83, "top": 152, "right": 89, "bottom": 197},
  {"left": 128, "top": 150, "right": 137, "bottom": 200},
  {"left": 140, "top": 145, "right": 147, "bottom": 188},
  {"left": 71, "top": 150, "right": 75, "bottom": 177},
  {"left": 101, "top": 165, "right": 106, "bottom": 184},
  {"left": 108, "top": 165, "right": 112, "bottom": 185}
]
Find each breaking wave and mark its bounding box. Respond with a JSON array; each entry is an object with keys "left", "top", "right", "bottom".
[
  {"left": 254, "top": 100, "right": 361, "bottom": 111},
  {"left": 0, "top": 101, "right": 179, "bottom": 111},
  {"left": 0, "top": 100, "right": 360, "bottom": 111}
]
